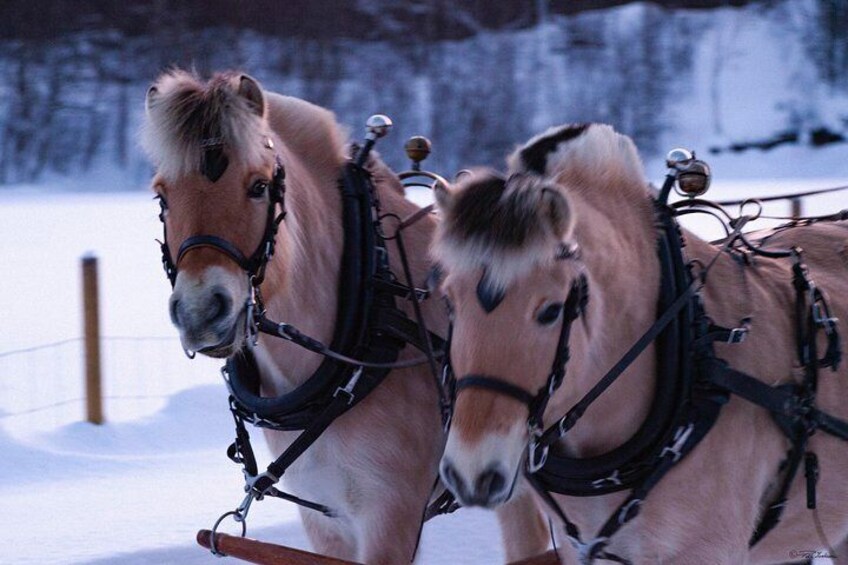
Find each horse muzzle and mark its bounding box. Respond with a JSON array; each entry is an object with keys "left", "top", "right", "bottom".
[
  {"left": 440, "top": 457, "right": 516, "bottom": 508},
  {"left": 169, "top": 271, "right": 248, "bottom": 357}
]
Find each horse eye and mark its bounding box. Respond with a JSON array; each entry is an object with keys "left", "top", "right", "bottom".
[
  {"left": 537, "top": 303, "right": 563, "bottom": 325},
  {"left": 248, "top": 180, "right": 268, "bottom": 198}
]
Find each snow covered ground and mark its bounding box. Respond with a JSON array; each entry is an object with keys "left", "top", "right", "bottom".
[{"left": 0, "top": 143, "right": 846, "bottom": 564}]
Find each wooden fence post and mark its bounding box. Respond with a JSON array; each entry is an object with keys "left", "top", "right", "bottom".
[
  {"left": 791, "top": 197, "right": 802, "bottom": 218},
  {"left": 82, "top": 254, "right": 104, "bottom": 425}
]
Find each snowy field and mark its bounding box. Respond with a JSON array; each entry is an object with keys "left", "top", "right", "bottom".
[{"left": 1, "top": 145, "right": 846, "bottom": 564}]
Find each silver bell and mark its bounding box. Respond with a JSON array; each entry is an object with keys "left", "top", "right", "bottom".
[
  {"left": 666, "top": 148, "right": 694, "bottom": 169},
  {"left": 365, "top": 114, "right": 393, "bottom": 140}
]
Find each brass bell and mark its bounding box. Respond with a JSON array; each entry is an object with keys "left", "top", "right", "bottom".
[
  {"left": 676, "top": 159, "right": 711, "bottom": 197},
  {"left": 405, "top": 136, "right": 431, "bottom": 164}
]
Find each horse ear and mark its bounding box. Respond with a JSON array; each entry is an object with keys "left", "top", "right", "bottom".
[
  {"left": 433, "top": 179, "right": 453, "bottom": 211},
  {"left": 237, "top": 75, "right": 265, "bottom": 117},
  {"left": 540, "top": 186, "right": 574, "bottom": 240},
  {"left": 145, "top": 85, "right": 158, "bottom": 114}
]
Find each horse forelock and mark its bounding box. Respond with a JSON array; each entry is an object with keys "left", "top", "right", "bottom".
[
  {"left": 141, "top": 70, "right": 271, "bottom": 181},
  {"left": 433, "top": 171, "right": 569, "bottom": 289}
]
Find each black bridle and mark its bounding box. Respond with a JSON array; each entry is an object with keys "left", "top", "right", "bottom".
[
  {"left": 159, "top": 154, "right": 287, "bottom": 295},
  {"left": 451, "top": 271, "right": 588, "bottom": 471}
]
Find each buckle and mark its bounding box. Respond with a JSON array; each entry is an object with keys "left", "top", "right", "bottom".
[
  {"left": 660, "top": 423, "right": 694, "bottom": 463},
  {"left": 813, "top": 303, "right": 838, "bottom": 335},
  {"left": 245, "top": 471, "right": 279, "bottom": 500},
  {"left": 727, "top": 326, "right": 748, "bottom": 344},
  {"left": 617, "top": 498, "right": 642, "bottom": 526},
  {"left": 526, "top": 428, "right": 549, "bottom": 474},
  {"left": 334, "top": 367, "right": 363, "bottom": 405}
]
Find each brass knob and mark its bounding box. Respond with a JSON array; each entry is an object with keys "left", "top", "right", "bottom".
[
  {"left": 677, "top": 159, "right": 711, "bottom": 197},
  {"left": 405, "top": 136, "right": 432, "bottom": 164}
]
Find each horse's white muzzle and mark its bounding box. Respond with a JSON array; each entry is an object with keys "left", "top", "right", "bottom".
[
  {"left": 439, "top": 424, "right": 526, "bottom": 508},
  {"left": 169, "top": 266, "right": 248, "bottom": 358}
]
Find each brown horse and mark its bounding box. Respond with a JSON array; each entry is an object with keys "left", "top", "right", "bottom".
[
  {"left": 432, "top": 123, "right": 848, "bottom": 563},
  {"left": 141, "top": 70, "right": 548, "bottom": 564}
]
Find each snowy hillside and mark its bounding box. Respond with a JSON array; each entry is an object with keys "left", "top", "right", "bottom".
[{"left": 1, "top": 0, "right": 847, "bottom": 186}]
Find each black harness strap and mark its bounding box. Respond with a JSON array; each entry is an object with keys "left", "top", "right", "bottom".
[
  {"left": 537, "top": 278, "right": 697, "bottom": 449},
  {"left": 455, "top": 377, "right": 536, "bottom": 406},
  {"left": 451, "top": 274, "right": 588, "bottom": 430}
]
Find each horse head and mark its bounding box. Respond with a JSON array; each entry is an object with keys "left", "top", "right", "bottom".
[
  {"left": 142, "top": 70, "right": 283, "bottom": 358},
  {"left": 432, "top": 123, "right": 654, "bottom": 508}
]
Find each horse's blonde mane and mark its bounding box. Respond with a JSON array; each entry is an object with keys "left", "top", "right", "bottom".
[{"left": 141, "top": 70, "right": 273, "bottom": 180}]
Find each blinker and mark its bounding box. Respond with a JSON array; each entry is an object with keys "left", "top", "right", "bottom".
[{"left": 477, "top": 271, "right": 505, "bottom": 313}]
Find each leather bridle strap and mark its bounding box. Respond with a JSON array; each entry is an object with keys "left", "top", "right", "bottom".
[
  {"left": 450, "top": 274, "right": 588, "bottom": 419},
  {"left": 160, "top": 157, "right": 286, "bottom": 288},
  {"left": 177, "top": 235, "right": 253, "bottom": 271},
  {"left": 454, "top": 376, "right": 535, "bottom": 406}
]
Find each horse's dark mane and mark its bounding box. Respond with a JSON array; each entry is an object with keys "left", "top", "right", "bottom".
[
  {"left": 443, "top": 172, "right": 555, "bottom": 252},
  {"left": 518, "top": 123, "right": 589, "bottom": 175}
]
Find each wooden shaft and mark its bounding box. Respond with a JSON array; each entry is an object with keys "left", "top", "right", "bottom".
[
  {"left": 197, "top": 531, "right": 362, "bottom": 565},
  {"left": 508, "top": 549, "right": 562, "bottom": 564},
  {"left": 82, "top": 255, "right": 103, "bottom": 425},
  {"left": 197, "top": 529, "right": 560, "bottom": 565}
]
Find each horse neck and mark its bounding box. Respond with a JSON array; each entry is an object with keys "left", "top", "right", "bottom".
[
  {"left": 254, "top": 149, "right": 440, "bottom": 395},
  {"left": 253, "top": 140, "right": 346, "bottom": 394},
  {"left": 554, "top": 187, "right": 661, "bottom": 457}
]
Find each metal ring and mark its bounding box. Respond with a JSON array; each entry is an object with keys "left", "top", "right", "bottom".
[
  {"left": 209, "top": 510, "right": 247, "bottom": 557},
  {"left": 738, "top": 199, "right": 763, "bottom": 222},
  {"left": 378, "top": 213, "right": 403, "bottom": 240}
]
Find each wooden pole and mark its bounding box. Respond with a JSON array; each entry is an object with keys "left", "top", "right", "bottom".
[
  {"left": 82, "top": 254, "right": 103, "bottom": 425},
  {"left": 197, "top": 531, "right": 362, "bottom": 565},
  {"left": 196, "top": 530, "right": 562, "bottom": 565},
  {"left": 791, "top": 197, "right": 802, "bottom": 218}
]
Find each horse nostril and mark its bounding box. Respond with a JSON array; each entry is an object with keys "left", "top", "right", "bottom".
[
  {"left": 170, "top": 298, "right": 182, "bottom": 327},
  {"left": 440, "top": 460, "right": 464, "bottom": 497},
  {"left": 207, "top": 289, "right": 232, "bottom": 324},
  {"left": 475, "top": 467, "right": 506, "bottom": 501}
]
